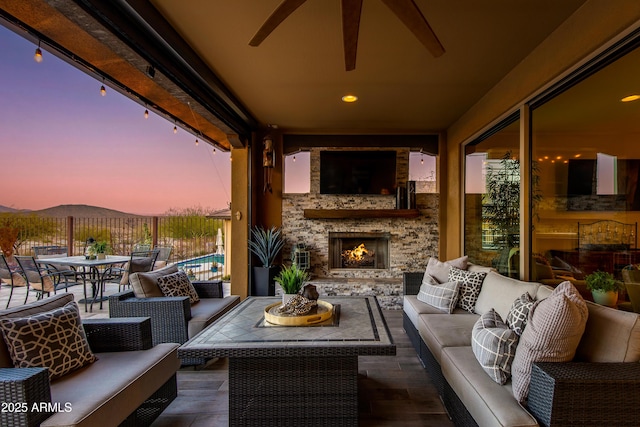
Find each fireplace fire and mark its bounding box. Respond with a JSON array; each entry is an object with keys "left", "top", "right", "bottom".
[
  {"left": 329, "top": 232, "right": 390, "bottom": 270},
  {"left": 342, "top": 243, "right": 375, "bottom": 268}
]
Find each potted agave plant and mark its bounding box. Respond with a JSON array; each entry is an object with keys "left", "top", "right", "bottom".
[
  {"left": 249, "top": 225, "right": 284, "bottom": 296},
  {"left": 585, "top": 270, "right": 623, "bottom": 307}
]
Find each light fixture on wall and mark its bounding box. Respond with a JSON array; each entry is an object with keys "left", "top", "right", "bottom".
[{"left": 34, "top": 41, "right": 43, "bottom": 63}]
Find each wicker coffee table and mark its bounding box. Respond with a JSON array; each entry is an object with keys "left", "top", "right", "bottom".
[{"left": 178, "top": 296, "right": 395, "bottom": 426}]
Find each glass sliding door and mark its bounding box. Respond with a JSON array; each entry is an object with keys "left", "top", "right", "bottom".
[
  {"left": 530, "top": 42, "right": 640, "bottom": 299},
  {"left": 464, "top": 117, "right": 520, "bottom": 278}
]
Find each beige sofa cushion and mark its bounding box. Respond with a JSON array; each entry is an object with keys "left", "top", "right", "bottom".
[
  {"left": 188, "top": 295, "right": 241, "bottom": 338},
  {"left": 441, "top": 346, "right": 538, "bottom": 427},
  {"left": 129, "top": 264, "right": 179, "bottom": 298},
  {"left": 423, "top": 256, "right": 468, "bottom": 284},
  {"left": 42, "top": 343, "right": 179, "bottom": 427},
  {"left": 474, "top": 272, "right": 540, "bottom": 319},
  {"left": 417, "top": 313, "right": 479, "bottom": 363},
  {"left": 403, "top": 295, "right": 468, "bottom": 327},
  {"left": 511, "top": 281, "right": 588, "bottom": 403},
  {"left": 575, "top": 300, "right": 640, "bottom": 362}
]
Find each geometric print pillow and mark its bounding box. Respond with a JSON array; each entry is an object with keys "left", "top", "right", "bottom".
[
  {"left": 0, "top": 301, "right": 97, "bottom": 380},
  {"left": 157, "top": 270, "right": 200, "bottom": 304},
  {"left": 449, "top": 266, "right": 487, "bottom": 313},
  {"left": 417, "top": 274, "right": 460, "bottom": 313},
  {"left": 505, "top": 293, "right": 535, "bottom": 336},
  {"left": 471, "top": 309, "right": 519, "bottom": 385}
]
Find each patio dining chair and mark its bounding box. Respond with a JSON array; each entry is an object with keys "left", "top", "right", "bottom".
[
  {"left": 105, "top": 249, "right": 160, "bottom": 292},
  {"left": 14, "top": 255, "right": 70, "bottom": 304},
  {"left": 0, "top": 254, "right": 28, "bottom": 308},
  {"left": 33, "top": 245, "right": 83, "bottom": 285},
  {"left": 152, "top": 246, "right": 173, "bottom": 269}
]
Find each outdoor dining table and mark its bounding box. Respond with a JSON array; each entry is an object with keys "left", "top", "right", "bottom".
[{"left": 35, "top": 255, "right": 130, "bottom": 312}]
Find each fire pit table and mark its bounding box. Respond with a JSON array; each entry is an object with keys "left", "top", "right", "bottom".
[{"left": 178, "top": 296, "right": 395, "bottom": 426}]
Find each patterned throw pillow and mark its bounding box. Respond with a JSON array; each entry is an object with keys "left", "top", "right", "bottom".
[
  {"left": 0, "top": 301, "right": 97, "bottom": 380},
  {"left": 506, "top": 293, "right": 535, "bottom": 336},
  {"left": 511, "top": 281, "right": 588, "bottom": 403},
  {"left": 471, "top": 309, "right": 519, "bottom": 385},
  {"left": 448, "top": 266, "right": 487, "bottom": 313},
  {"left": 157, "top": 270, "right": 200, "bottom": 304},
  {"left": 417, "top": 274, "right": 460, "bottom": 313}
]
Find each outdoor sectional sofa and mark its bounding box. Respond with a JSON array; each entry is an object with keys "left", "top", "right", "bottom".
[
  {"left": 403, "top": 257, "right": 640, "bottom": 426},
  {"left": 108, "top": 264, "right": 240, "bottom": 363},
  {"left": 0, "top": 293, "right": 179, "bottom": 427}
]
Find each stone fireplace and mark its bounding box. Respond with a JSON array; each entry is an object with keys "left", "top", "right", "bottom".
[
  {"left": 329, "top": 232, "right": 390, "bottom": 270},
  {"left": 281, "top": 147, "right": 440, "bottom": 309}
]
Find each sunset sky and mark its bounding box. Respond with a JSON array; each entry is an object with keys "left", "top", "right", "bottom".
[{"left": 0, "top": 24, "right": 231, "bottom": 215}]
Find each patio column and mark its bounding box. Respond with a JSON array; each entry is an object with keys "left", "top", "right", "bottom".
[{"left": 231, "top": 145, "right": 249, "bottom": 299}]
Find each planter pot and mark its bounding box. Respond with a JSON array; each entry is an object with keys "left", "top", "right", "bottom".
[
  {"left": 591, "top": 289, "right": 618, "bottom": 307},
  {"left": 97, "top": 253, "right": 106, "bottom": 260},
  {"left": 282, "top": 293, "right": 297, "bottom": 305},
  {"left": 252, "top": 266, "right": 279, "bottom": 296}
]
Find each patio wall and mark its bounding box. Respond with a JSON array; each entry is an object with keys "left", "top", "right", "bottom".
[{"left": 281, "top": 147, "right": 439, "bottom": 308}]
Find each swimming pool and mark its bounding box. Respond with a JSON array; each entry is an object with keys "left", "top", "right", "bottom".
[{"left": 176, "top": 253, "right": 224, "bottom": 275}]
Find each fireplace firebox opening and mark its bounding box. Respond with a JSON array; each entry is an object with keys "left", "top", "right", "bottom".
[{"left": 329, "top": 232, "right": 391, "bottom": 270}]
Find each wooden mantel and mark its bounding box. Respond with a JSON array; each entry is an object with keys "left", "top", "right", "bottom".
[{"left": 303, "top": 209, "right": 421, "bottom": 219}]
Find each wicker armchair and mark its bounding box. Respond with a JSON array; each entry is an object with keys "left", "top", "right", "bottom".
[{"left": 109, "top": 280, "right": 240, "bottom": 351}]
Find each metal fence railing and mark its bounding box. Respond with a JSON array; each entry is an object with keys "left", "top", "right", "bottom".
[{"left": 1, "top": 215, "right": 225, "bottom": 267}]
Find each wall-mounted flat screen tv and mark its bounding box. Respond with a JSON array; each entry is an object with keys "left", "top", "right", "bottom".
[{"left": 320, "top": 150, "right": 397, "bottom": 195}]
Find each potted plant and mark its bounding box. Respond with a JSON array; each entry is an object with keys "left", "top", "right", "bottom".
[
  {"left": 248, "top": 225, "right": 284, "bottom": 296},
  {"left": 91, "top": 241, "right": 110, "bottom": 260},
  {"left": 275, "top": 258, "right": 309, "bottom": 304},
  {"left": 585, "top": 270, "right": 623, "bottom": 307}
]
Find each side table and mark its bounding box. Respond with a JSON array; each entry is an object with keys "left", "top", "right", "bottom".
[{"left": 0, "top": 367, "right": 51, "bottom": 427}]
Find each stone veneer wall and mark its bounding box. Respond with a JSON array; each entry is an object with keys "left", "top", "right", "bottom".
[{"left": 281, "top": 147, "right": 439, "bottom": 308}]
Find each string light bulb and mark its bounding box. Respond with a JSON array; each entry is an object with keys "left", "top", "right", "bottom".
[
  {"left": 195, "top": 139, "right": 199, "bottom": 146},
  {"left": 293, "top": 155, "right": 296, "bottom": 162},
  {"left": 144, "top": 109, "right": 149, "bottom": 119},
  {"left": 34, "top": 41, "right": 43, "bottom": 63},
  {"left": 173, "top": 125, "right": 177, "bottom": 134},
  {"left": 212, "top": 148, "right": 216, "bottom": 155},
  {"left": 100, "top": 79, "right": 106, "bottom": 96},
  {"left": 421, "top": 155, "right": 424, "bottom": 165}
]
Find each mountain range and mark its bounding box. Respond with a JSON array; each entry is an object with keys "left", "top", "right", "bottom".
[{"left": 0, "top": 204, "right": 142, "bottom": 218}]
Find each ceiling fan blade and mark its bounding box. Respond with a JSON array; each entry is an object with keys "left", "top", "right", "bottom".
[
  {"left": 249, "top": 0, "right": 309, "bottom": 46},
  {"left": 381, "top": 0, "right": 445, "bottom": 57},
  {"left": 342, "top": 0, "right": 364, "bottom": 71}
]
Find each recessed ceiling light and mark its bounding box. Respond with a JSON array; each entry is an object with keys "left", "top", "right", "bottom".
[
  {"left": 341, "top": 94, "right": 358, "bottom": 103},
  {"left": 621, "top": 94, "right": 640, "bottom": 102}
]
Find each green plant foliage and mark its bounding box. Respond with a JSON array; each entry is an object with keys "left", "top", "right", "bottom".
[
  {"left": 160, "top": 206, "right": 217, "bottom": 239},
  {"left": 275, "top": 261, "right": 309, "bottom": 294},
  {"left": 585, "top": 270, "right": 623, "bottom": 292},
  {"left": 91, "top": 241, "right": 110, "bottom": 254},
  {"left": 248, "top": 225, "right": 284, "bottom": 267}
]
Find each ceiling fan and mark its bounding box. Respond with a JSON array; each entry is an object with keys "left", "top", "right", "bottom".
[{"left": 249, "top": 0, "right": 445, "bottom": 71}]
